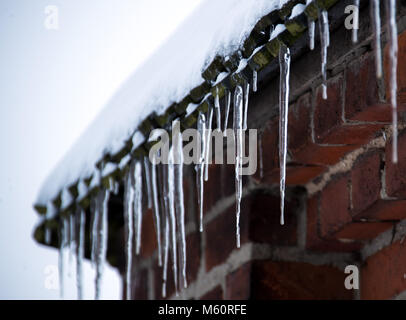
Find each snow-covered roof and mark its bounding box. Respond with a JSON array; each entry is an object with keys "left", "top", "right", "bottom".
[{"left": 34, "top": 0, "right": 335, "bottom": 215}]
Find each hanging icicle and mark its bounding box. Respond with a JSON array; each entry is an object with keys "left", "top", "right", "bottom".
[
  {"left": 386, "top": 0, "right": 398, "bottom": 163},
  {"left": 371, "top": 0, "right": 382, "bottom": 79},
  {"left": 68, "top": 214, "right": 75, "bottom": 276},
  {"left": 143, "top": 157, "right": 153, "bottom": 209},
  {"left": 279, "top": 45, "right": 291, "bottom": 226},
  {"left": 259, "top": 130, "right": 264, "bottom": 179},
  {"left": 76, "top": 208, "right": 85, "bottom": 300},
  {"left": 133, "top": 161, "right": 143, "bottom": 255},
  {"left": 58, "top": 218, "right": 68, "bottom": 299},
  {"left": 123, "top": 169, "right": 134, "bottom": 300},
  {"left": 319, "top": 9, "right": 330, "bottom": 100},
  {"left": 151, "top": 159, "right": 163, "bottom": 266},
  {"left": 252, "top": 70, "right": 258, "bottom": 92},
  {"left": 204, "top": 106, "right": 214, "bottom": 181},
  {"left": 233, "top": 85, "right": 243, "bottom": 248},
  {"left": 223, "top": 90, "right": 231, "bottom": 136},
  {"left": 162, "top": 215, "right": 169, "bottom": 297},
  {"left": 196, "top": 112, "right": 206, "bottom": 232},
  {"left": 352, "top": 0, "right": 360, "bottom": 43},
  {"left": 306, "top": 0, "right": 315, "bottom": 50},
  {"left": 173, "top": 120, "right": 187, "bottom": 289},
  {"left": 243, "top": 80, "right": 250, "bottom": 131},
  {"left": 214, "top": 87, "right": 222, "bottom": 131}
]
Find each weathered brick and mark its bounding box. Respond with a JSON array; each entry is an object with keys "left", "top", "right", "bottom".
[
  {"left": 385, "top": 129, "right": 406, "bottom": 197},
  {"left": 351, "top": 151, "right": 381, "bottom": 215},
  {"left": 293, "top": 144, "right": 357, "bottom": 166},
  {"left": 251, "top": 260, "right": 352, "bottom": 299},
  {"left": 314, "top": 75, "right": 344, "bottom": 142},
  {"left": 264, "top": 165, "right": 326, "bottom": 186},
  {"left": 334, "top": 222, "right": 393, "bottom": 241},
  {"left": 354, "top": 199, "right": 406, "bottom": 220},
  {"left": 225, "top": 263, "right": 251, "bottom": 300},
  {"left": 361, "top": 240, "right": 406, "bottom": 299},
  {"left": 288, "top": 92, "right": 312, "bottom": 153},
  {"left": 319, "top": 124, "right": 384, "bottom": 145}
]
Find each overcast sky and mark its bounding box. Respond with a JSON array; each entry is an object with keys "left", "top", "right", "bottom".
[{"left": 0, "top": 0, "right": 202, "bottom": 299}]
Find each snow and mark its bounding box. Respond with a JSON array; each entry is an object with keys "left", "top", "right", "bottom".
[{"left": 36, "top": 0, "right": 288, "bottom": 208}]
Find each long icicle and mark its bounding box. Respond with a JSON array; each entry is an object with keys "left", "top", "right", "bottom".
[
  {"left": 215, "top": 87, "right": 222, "bottom": 131},
  {"left": 223, "top": 90, "right": 231, "bottom": 136},
  {"left": 371, "top": 0, "right": 382, "bottom": 78},
  {"left": 90, "top": 198, "right": 98, "bottom": 267},
  {"left": 243, "top": 80, "right": 250, "bottom": 131},
  {"left": 76, "top": 208, "right": 85, "bottom": 300},
  {"left": 133, "top": 160, "right": 143, "bottom": 255},
  {"left": 196, "top": 112, "right": 206, "bottom": 232},
  {"left": 204, "top": 106, "right": 214, "bottom": 181},
  {"left": 252, "top": 70, "right": 258, "bottom": 92},
  {"left": 319, "top": 9, "right": 330, "bottom": 100},
  {"left": 167, "top": 147, "right": 178, "bottom": 295},
  {"left": 306, "top": 0, "right": 315, "bottom": 50},
  {"left": 143, "top": 156, "right": 153, "bottom": 209},
  {"left": 58, "top": 218, "right": 68, "bottom": 299},
  {"left": 386, "top": 0, "right": 398, "bottom": 163},
  {"left": 162, "top": 214, "right": 169, "bottom": 297},
  {"left": 279, "top": 45, "right": 291, "bottom": 226},
  {"left": 123, "top": 169, "right": 134, "bottom": 300},
  {"left": 352, "top": 0, "right": 360, "bottom": 43},
  {"left": 173, "top": 120, "right": 187, "bottom": 289},
  {"left": 233, "top": 85, "right": 243, "bottom": 248},
  {"left": 150, "top": 158, "right": 163, "bottom": 266}
]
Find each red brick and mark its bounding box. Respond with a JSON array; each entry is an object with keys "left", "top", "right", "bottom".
[
  {"left": 314, "top": 75, "right": 344, "bottom": 142},
  {"left": 385, "top": 129, "right": 406, "bottom": 197},
  {"left": 288, "top": 92, "right": 312, "bottom": 153},
  {"left": 349, "top": 103, "right": 392, "bottom": 123},
  {"left": 345, "top": 53, "right": 381, "bottom": 120},
  {"left": 354, "top": 199, "right": 406, "bottom": 220},
  {"left": 351, "top": 152, "right": 381, "bottom": 215},
  {"left": 293, "top": 143, "right": 357, "bottom": 166},
  {"left": 361, "top": 240, "right": 406, "bottom": 299},
  {"left": 225, "top": 263, "right": 251, "bottom": 300},
  {"left": 264, "top": 165, "right": 326, "bottom": 186},
  {"left": 186, "top": 232, "right": 201, "bottom": 285},
  {"left": 200, "top": 286, "right": 223, "bottom": 300},
  {"left": 334, "top": 222, "right": 393, "bottom": 241},
  {"left": 251, "top": 260, "right": 352, "bottom": 299},
  {"left": 319, "top": 174, "right": 351, "bottom": 238},
  {"left": 319, "top": 124, "right": 384, "bottom": 145}
]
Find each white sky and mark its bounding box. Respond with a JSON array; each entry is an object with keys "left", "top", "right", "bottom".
[{"left": 0, "top": 0, "right": 202, "bottom": 299}]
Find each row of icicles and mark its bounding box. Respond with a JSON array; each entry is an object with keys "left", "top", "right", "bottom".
[{"left": 53, "top": 0, "right": 399, "bottom": 299}]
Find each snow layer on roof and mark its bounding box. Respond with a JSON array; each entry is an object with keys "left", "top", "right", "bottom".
[{"left": 36, "top": 0, "right": 287, "bottom": 206}]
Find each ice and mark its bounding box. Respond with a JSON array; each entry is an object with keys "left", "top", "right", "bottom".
[
  {"left": 252, "top": 70, "right": 258, "bottom": 92},
  {"left": 223, "top": 90, "right": 232, "bottom": 136},
  {"left": 371, "top": 0, "right": 382, "bottom": 78},
  {"left": 319, "top": 9, "right": 330, "bottom": 100},
  {"left": 133, "top": 161, "right": 143, "bottom": 255},
  {"left": 123, "top": 170, "right": 134, "bottom": 300},
  {"left": 233, "top": 85, "right": 243, "bottom": 248},
  {"left": 204, "top": 106, "right": 214, "bottom": 181},
  {"left": 352, "top": 0, "right": 360, "bottom": 43},
  {"left": 151, "top": 160, "right": 163, "bottom": 266},
  {"left": 259, "top": 131, "right": 264, "bottom": 179},
  {"left": 243, "top": 81, "right": 250, "bottom": 131},
  {"left": 308, "top": 19, "right": 315, "bottom": 50},
  {"left": 196, "top": 112, "right": 206, "bottom": 232},
  {"left": 76, "top": 208, "right": 85, "bottom": 300},
  {"left": 386, "top": 0, "right": 398, "bottom": 163},
  {"left": 214, "top": 87, "right": 222, "bottom": 131},
  {"left": 144, "top": 157, "right": 153, "bottom": 209},
  {"left": 279, "top": 45, "right": 291, "bottom": 226},
  {"left": 162, "top": 215, "right": 169, "bottom": 297},
  {"left": 58, "top": 218, "right": 68, "bottom": 299}
]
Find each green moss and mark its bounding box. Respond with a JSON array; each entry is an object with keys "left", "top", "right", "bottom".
[
  {"left": 175, "top": 95, "right": 193, "bottom": 115},
  {"left": 202, "top": 56, "right": 226, "bottom": 82},
  {"left": 249, "top": 46, "right": 274, "bottom": 71},
  {"left": 285, "top": 14, "right": 307, "bottom": 37},
  {"left": 34, "top": 204, "right": 47, "bottom": 215},
  {"left": 190, "top": 81, "right": 211, "bottom": 103},
  {"left": 279, "top": 0, "right": 305, "bottom": 20},
  {"left": 304, "top": 1, "right": 319, "bottom": 20},
  {"left": 223, "top": 52, "right": 241, "bottom": 73},
  {"left": 316, "top": 0, "right": 338, "bottom": 10}
]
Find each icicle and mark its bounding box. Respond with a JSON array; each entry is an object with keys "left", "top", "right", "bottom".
[
  {"left": 133, "top": 161, "right": 143, "bottom": 255},
  {"left": 223, "top": 90, "right": 231, "bottom": 136},
  {"left": 306, "top": 0, "right": 315, "bottom": 50},
  {"left": 243, "top": 81, "right": 250, "bottom": 131},
  {"left": 214, "top": 87, "right": 222, "bottom": 131},
  {"left": 90, "top": 196, "right": 98, "bottom": 266},
  {"left": 58, "top": 218, "right": 68, "bottom": 299},
  {"left": 68, "top": 214, "right": 75, "bottom": 275},
  {"left": 259, "top": 131, "right": 264, "bottom": 179},
  {"left": 233, "top": 85, "right": 243, "bottom": 248},
  {"left": 151, "top": 160, "right": 163, "bottom": 266},
  {"left": 143, "top": 157, "right": 153, "bottom": 209},
  {"left": 352, "top": 0, "right": 360, "bottom": 43},
  {"left": 252, "top": 70, "right": 258, "bottom": 92},
  {"left": 371, "top": 0, "right": 382, "bottom": 78},
  {"left": 319, "top": 9, "right": 330, "bottom": 100},
  {"left": 386, "top": 0, "right": 398, "bottom": 163},
  {"left": 162, "top": 215, "right": 169, "bottom": 297},
  {"left": 196, "top": 112, "right": 206, "bottom": 232},
  {"left": 204, "top": 107, "right": 214, "bottom": 181},
  {"left": 94, "top": 189, "right": 110, "bottom": 300},
  {"left": 173, "top": 121, "right": 187, "bottom": 289},
  {"left": 76, "top": 208, "right": 85, "bottom": 300},
  {"left": 123, "top": 170, "right": 134, "bottom": 300},
  {"left": 279, "top": 45, "right": 291, "bottom": 226},
  {"left": 167, "top": 147, "right": 178, "bottom": 295}
]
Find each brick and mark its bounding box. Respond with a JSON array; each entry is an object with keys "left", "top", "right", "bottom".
[
  {"left": 314, "top": 75, "right": 344, "bottom": 142},
  {"left": 225, "top": 263, "right": 251, "bottom": 300},
  {"left": 288, "top": 92, "right": 312, "bottom": 153},
  {"left": 186, "top": 232, "right": 201, "bottom": 285},
  {"left": 319, "top": 124, "right": 384, "bottom": 145},
  {"left": 251, "top": 260, "right": 352, "bottom": 299},
  {"left": 361, "top": 240, "right": 406, "bottom": 299},
  {"left": 293, "top": 143, "right": 357, "bottom": 166},
  {"left": 345, "top": 53, "right": 381, "bottom": 120},
  {"left": 334, "top": 222, "right": 393, "bottom": 241},
  {"left": 354, "top": 199, "right": 406, "bottom": 220},
  {"left": 319, "top": 174, "right": 351, "bottom": 238},
  {"left": 385, "top": 129, "right": 406, "bottom": 197},
  {"left": 349, "top": 103, "right": 392, "bottom": 123},
  {"left": 351, "top": 152, "right": 381, "bottom": 215},
  {"left": 205, "top": 202, "right": 249, "bottom": 271},
  {"left": 200, "top": 286, "right": 223, "bottom": 300},
  {"left": 264, "top": 165, "right": 326, "bottom": 186}
]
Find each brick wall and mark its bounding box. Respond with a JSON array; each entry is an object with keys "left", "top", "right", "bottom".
[{"left": 127, "top": 1, "right": 406, "bottom": 300}]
